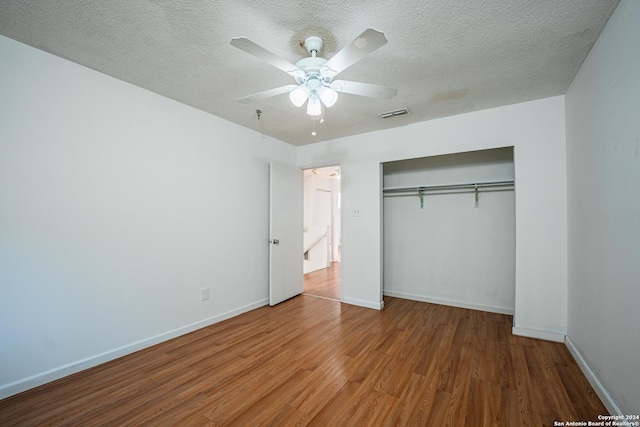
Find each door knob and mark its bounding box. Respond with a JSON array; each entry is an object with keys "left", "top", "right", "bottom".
[{"left": 270, "top": 239, "right": 280, "bottom": 244}]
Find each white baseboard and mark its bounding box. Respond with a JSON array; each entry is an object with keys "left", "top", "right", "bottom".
[
  {"left": 343, "top": 297, "right": 384, "bottom": 310},
  {"left": 0, "top": 298, "right": 269, "bottom": 400},
  {"left": 383, "top": 290, "right": 514, "bottom": 315},
  {"left": 511, "top": 326, "right": 565, "bottom": 343},
  {"left": 565, "top": 336, "right": 623, "bottom": 415}
]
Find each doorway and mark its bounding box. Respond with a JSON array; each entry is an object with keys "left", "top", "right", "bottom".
[{"left": 303, "top": 165, "right": 341, "bottom": 300}]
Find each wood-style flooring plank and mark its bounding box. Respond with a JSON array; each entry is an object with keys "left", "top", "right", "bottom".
[
  {"left": 303, "top": 262, "right": 341, "bottom": 300},
  {"left": 0, "top": 295, "right": 608, "bottom": 426}
]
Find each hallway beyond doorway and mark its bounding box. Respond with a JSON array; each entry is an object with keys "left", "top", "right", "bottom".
[{"left": 303, "top": 262, "right": 340, "bottom": 301}]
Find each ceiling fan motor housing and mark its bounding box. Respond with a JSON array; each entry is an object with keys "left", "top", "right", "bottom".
[{"left": 294, "top": 56, "right": 330, "bottom": 84}]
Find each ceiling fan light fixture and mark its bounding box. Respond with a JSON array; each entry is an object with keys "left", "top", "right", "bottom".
[
  {"left": 307, "top": 95, "right": 322, "bottom": 117},
  {"left": 319, "top": 86, "right": 338, "bottom": 107},
  {"left": 289, "top": 86, "right": 308, "bottom": 107}
]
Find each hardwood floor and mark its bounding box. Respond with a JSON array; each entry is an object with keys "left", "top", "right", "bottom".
[
  {"left": 303, "top": 261, "right": 341, "bottom": 300},
  {"left": 0, "top": 296, "right": 607, "bottom": 426}
]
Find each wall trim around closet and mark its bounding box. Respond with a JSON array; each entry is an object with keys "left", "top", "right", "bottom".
[
  {"left": 383, "top": 290, "right": 514, "bottom": 315},
  {"left": 512, "top": 326, "right": 565, "bottom": 343}
]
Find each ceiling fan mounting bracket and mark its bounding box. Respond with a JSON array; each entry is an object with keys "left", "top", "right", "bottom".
[{"left": 304, "top": 36, "right": 323, "bottom": 54}]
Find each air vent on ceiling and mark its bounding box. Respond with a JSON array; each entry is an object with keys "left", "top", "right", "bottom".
[{"left": 378, "top": 108, "right": 409, "bottom": 119}]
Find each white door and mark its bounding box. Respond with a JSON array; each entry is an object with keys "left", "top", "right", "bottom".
[{"left": 269, "top": 161, "right": 303, "bottom": 305}]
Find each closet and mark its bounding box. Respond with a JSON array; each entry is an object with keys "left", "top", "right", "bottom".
[{"left": 382, "top": 147, "right": 515, "bottom": 314}]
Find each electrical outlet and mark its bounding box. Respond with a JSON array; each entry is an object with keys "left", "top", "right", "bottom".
[
  {"left": 352, "top": 208, "right": 361, "bottom": 217},
  {"left": 201, "top": 287, "right": 209, "bottom": 301}
]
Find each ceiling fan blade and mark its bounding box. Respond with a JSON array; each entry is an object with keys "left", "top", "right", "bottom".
[
  {"left": 330, "top": 80, "right": 397, "bottom": 99},
  {"left": 230, "top": 37, "right": 305, "bottom": 79},
  {"left": 237, "top": 85, "right": 299, "bottom": 104},
  {"left": 321, "top": 28, "right": 389, "bottom": 78}
]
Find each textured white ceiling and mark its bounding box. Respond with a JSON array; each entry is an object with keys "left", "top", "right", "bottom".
[{"left": 0, "top": 0, "right": 619, "bottom": 146}]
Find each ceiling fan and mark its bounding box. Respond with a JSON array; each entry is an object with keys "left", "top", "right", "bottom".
[{"left": 230, "top": 28, "right": 397, "bottom": 118}]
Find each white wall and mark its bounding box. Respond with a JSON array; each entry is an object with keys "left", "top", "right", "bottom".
[
  {"left": 304, "top": 174, "right": 333, "bottom": 229},
  {"left": 0, "top": 35, "right": 296, "bottom": 398},
  {"left": 298, "top": 96, "right": 568, "bottom": 340},
  {"left": 565, "top": 0, "right": 640, "bottom": 415},
  {"left": 383, "top": 148, "right": 515, "bottom": 314},
  {"left": 331, "top": 177, "right": 341, "bottom": 263}
]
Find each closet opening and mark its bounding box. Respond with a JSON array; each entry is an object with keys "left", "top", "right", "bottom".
[
  {"left": 382, "top": 147, "right": 515, "bottom": 315},
  {"left": 303, "top": 165, "right": 341, "bottom": 301}
]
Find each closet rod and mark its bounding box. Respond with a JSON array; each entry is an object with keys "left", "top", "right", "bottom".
[{"left": 382, "top": 180, "right": 514, "bottom": 194}]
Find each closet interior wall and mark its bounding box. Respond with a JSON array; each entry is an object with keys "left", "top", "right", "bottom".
[{"left": 383, "top": 147, "right": 516, "bottom": 314}]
